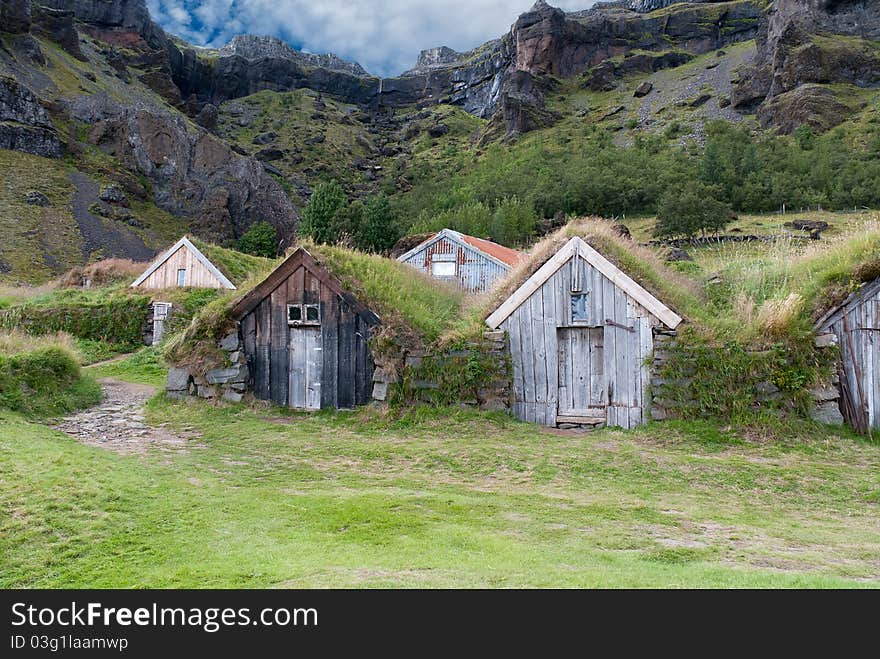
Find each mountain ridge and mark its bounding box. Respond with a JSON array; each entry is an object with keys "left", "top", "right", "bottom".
[{"left": 0, "top": 0, "right": 878, "bottom": 284}]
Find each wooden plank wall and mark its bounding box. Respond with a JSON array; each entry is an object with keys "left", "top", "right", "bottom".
[
  {"left": 400, "top": 235, "right": 510, "bottom": 294},
  {"left": 239, "top": 264, "right": 375, "bottom": 410},
  {"left": 829, "top": 288, "right": 880, "bottom": 431},
  {"left": 502, "top": 253, "right": 656, "bottom": 429},
  {"left": 137, "top": 245, "right": 224, "bottom": 289}
]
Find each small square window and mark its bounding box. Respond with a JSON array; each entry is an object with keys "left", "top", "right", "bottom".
[
  {"left": 431, "top": 261, "right": 456, "bottom": 277},
  {"left": 176, "top": 269, "right": 186, "bottom": 286},
  {"left": 287, "top": 305, "right": 302, "bottom": 324},
  {"left": 571, "top": 293, "right": 589, "bottom": 323},
  {"left": 305, "top": 304, "right": 320, "bottom": 323}
]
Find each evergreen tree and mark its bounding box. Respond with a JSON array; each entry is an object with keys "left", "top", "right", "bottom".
[{"left": 300, "top": 181, "right": 346, "bottom": 244}]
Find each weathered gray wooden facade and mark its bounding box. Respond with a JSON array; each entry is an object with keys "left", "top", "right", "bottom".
[
  {"left": 486, "top": 237, "right": 682, "bottom": 429},
  {"left": 397, "top": 228, "right": 523, "bottom": 294},
  {"left": 231, "top": 248, "right": 379, "bottom": 411},
  {"left": 815, "top": 277, "right": 880, "bottom": 434}
]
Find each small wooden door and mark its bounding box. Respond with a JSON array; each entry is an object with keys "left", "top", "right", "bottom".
[
  {"left": 152, "top": 302, "right": 172, "bottom": 346},
  {"left": 557, "top": 327, "right": 606, "bottom": 421},
  {"left": 289, "top": 326, "right": 322, "bottom": 410}
]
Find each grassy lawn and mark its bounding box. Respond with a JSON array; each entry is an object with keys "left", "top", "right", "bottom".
[{"left": 2, "top": 394, "right": 879, "bottom": 588}]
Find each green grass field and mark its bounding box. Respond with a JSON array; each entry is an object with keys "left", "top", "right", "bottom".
[{"left": 2, "top": 384, "right": 878, "bottom": 588}]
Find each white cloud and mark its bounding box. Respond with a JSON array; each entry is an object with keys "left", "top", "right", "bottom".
[{"left": 147, "top": 1, "right": 597, "bottom": 77}]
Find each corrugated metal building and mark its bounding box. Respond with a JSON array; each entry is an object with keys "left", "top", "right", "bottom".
[
  {"left": 485, "top": 237, "right": 682, "bottom": 429},
  {"left": 815, "top": 277, "right": 880, "bottom": 435},
  {"left": 397, "top": 229, "right": 524, "bottom": 294}
]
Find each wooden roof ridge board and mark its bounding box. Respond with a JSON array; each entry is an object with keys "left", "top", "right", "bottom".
[
  {"left": 130, "top": 236, "right": 236, "bottom": 290},
  {"left": 231, "top": 247, "right": 380, "bottom": 324},
  {"left": 396, "top": 228, "right": 518, "bottom": 271},
  {"left": 815, "top": 276, "right": 880, "bottom": 331},
  {"left": 485, "top": 236, "right": 683, "bottom": 330}
]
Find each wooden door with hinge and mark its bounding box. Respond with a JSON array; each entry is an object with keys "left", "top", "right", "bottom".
[
  {"left": 557, "top": 327, "right": 606, "bottom": 424},
  {"left": 289, "top": 326, "right": 322, "bottom": 410},
  {"left": 152, "top": 302, "right": 172, "bottom": 346}
]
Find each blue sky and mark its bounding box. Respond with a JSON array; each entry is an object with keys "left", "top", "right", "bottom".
[{"left": 146, "top": 1, "right": 595, "bottom": 77}]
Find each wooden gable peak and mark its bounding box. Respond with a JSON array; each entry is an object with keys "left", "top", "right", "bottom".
[
  {"left": 231, "top": 247, "right": 380, "bottom": 324},
  {"left": 485, "top": 236, "right": 682, "bottom": 330},
  {"left": 130, "top": 236, "right": 236, "bottom": 290}
]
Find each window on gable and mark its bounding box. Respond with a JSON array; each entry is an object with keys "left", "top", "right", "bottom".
[
  {"left": 288, "top": 304, "right": 320, "bottom": 326},
  {"left": 177, "top": 269, "right": 186, "bottom": 286},
  {"left": 571, "top": 293, "right": 589, "bottom": 323},
  {"left": 432, "top": 261, "right": 456, "bottom": 277}
]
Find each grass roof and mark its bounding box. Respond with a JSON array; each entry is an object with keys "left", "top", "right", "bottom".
[
  {"left": 481, "top": 217, "right": 706, "bottom": 326},
  {"left": 188, "top": 237, "right": 279, "bottom": 288},
  {"left": 304, "top": 240, "right": 465, "bottom": 344}
]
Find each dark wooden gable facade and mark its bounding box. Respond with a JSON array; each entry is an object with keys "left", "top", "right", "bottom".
[{"left": 232, "top": 248, "right": 380, "bottom": 411}]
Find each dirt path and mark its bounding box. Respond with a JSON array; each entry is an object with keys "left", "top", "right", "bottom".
[{"left": 54, "top": 378, "right": 201, "bottom": 455}]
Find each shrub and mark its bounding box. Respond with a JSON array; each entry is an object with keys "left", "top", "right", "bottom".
[
  {"left": 654, "top": 182, "right": 733, "bottom": 238},
  {"left": 238, "top": 221, "right": 279, "bottom": 258}
]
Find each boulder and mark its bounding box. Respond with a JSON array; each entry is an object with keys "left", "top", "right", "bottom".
[
  {"left": 99, "top": 184, "right": 129, "bottom": 206},
  {"left": 633, "top": 81, "right": 653, "bottom": 98},
  {"left": 219, "top": 332, "right": 240, "bottom": 351},
  {"left": 252, "top": 131, "right": 277, "bottom": 145},
  {"left": 166, "top": 367, "right": 192, "bottom": 391},
  {"left": 25, "top": 190, "right": 49, "bottom": 206},
  {"left": 811, "top": 401, "right": 844, "bottom": 426}
]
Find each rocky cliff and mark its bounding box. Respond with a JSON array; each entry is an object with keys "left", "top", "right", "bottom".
[
  {"left": 0, "top": 0, "right": 299, "bottom": 260},
  {"left": 733, "top": 0, "right": 880, "bottom": 132}
]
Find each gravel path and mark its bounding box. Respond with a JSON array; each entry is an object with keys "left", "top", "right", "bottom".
[{"left": 54, "top": 378, "right": 201, "bottom": 455}]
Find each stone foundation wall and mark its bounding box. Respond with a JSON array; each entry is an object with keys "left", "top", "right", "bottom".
[
  {"left": 165, "top": 330, "right": 248, "bottom": 403},
  {"left": 650, "top": 331, "right": 843, "bottom": 424},
  {"left": 372, "top": 330, "right": 510, "bottom": 411}
]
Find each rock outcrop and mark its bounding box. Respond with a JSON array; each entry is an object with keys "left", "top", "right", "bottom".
[
  {"left": 70, "top": 96, "right": 299, "bottom": 244},
  {"left": 218, "top": 35, "right": 369, "bottom": 77},
  {"left": 733, "top": 0, "right": 880, "bottom": 132},
  {"left": 0, "top": 76, "right": 63, "bottom": 157},
  {"left": 0, "top": 0, "right": 30, "bottom": 34}
]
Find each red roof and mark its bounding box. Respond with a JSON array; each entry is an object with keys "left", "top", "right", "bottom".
[{"left": 457, "top": 233, "right": 524, "bottom": 267}]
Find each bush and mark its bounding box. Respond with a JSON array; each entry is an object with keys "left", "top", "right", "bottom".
[
  {"left": 654, "top": 182, "right": 732, "bottom": 238},
  {"left": 238, "top": 221, "right": 279, "bottom": 258},
  {"left": 300, "top": 180, "right": 347, "bottom": 244}
]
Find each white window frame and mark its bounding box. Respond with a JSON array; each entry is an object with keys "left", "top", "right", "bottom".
[
  {"left": 431, "top": 254, "right": 457, "bottom": 278},
  {"left": 287, "top": 303, "right": 321, "bottom": 327}
]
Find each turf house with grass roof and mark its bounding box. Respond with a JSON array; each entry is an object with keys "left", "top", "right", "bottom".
[
  {"left": 815, "top": 276, "right": 880, "bottom": 435},
  {"left": 230, "top": 246, "right": 380, "bottom": 411},
  {"left": 485, "top": 236, "right": 682, "bottom": 430},
  {"left": 397, "top": 228, "right": 525, "bottom": 294},
  {"left": 131, "top": 236, "right": 237, "bottom": 291}
]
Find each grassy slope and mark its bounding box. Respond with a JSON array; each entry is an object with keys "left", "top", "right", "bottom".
[{"left": 1, "top": 399, "right": 878, "bottom": 588}]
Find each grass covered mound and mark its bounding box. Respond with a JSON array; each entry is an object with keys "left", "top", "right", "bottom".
[
  {"left": 305, "top": 240, "right": 465, "bottom": 344},
  {"left": 0, "top": 289, "right": 151, "bottom": 349},
  {"left": 0, "top": 332, "right": 100, "bottom": 417}
]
